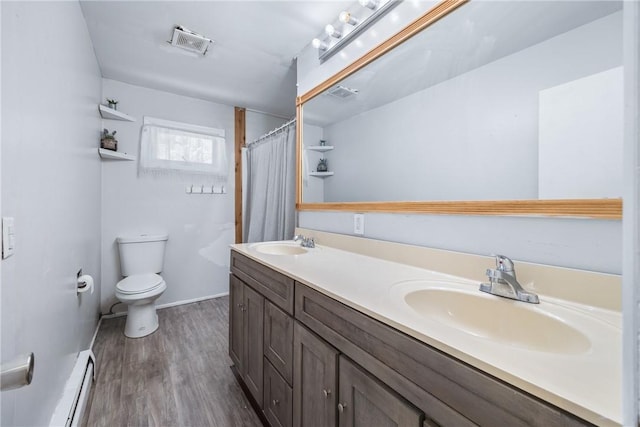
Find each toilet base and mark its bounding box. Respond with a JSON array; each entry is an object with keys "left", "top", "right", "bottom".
[{"left": 124, "top": 303, "right": 160, "bottom": 338}]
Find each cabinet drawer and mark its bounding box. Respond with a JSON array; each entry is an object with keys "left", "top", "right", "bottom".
[
  {"left": 264, "top": 300, "right": 294, "bottom": 385},
  {"left": 295, "top": 282, "right": 589, "bottom": 427},
  {"left": 264, "top": 359, "right": 293, "bottom": 427},
  {"left": 231, "top": 250, "right": 294, "bottom": 314}
]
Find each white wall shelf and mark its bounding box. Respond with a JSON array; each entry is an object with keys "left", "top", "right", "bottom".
[
  {"left": 309, "top": 172, "right": 334, "bottom": 177},
  {"left": 98, "top": 148, "right": 136, "bottom": 161},
  {"left": 306, "top": 145, "right": 334, "bottom": 152},
  {"left": 98, "top": 104, "right": 135, "bottom": 122}
]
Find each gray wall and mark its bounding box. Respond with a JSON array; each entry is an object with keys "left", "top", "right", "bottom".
[
  {"left": 1, "top": 2, "right": 102, "bottom": 425},
  {"left": 621, "top": 0, "right": 640, "bottom": 423}
]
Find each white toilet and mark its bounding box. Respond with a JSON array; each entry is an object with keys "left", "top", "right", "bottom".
[{"left": 115, "top": 234, "right": 168, "bottom": 338}]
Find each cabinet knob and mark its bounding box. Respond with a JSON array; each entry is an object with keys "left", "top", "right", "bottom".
[
  {"left": 322, "top": 389, "right": 331, "bottom": 398},
  {"left": 272, "top": 399, "right": 280, "bottom": 406},
  {"left": 237, "top": 303, "right": 246, "bottom": 311},
  {"left": 338, "top": 403, "right": 347, "bottom": 413}
]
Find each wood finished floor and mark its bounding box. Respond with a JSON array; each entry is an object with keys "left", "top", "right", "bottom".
[{"left": 82, "top": 296, "right": 263, "bottom": 427}]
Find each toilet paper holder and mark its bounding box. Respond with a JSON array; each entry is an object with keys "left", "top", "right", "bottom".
[{"left": 77, "top": 274, "right": 94, "bottom": 295}]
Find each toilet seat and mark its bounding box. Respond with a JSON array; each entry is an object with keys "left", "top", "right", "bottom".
[{"left": 116, "top": 273, "right": 164, "bottom": 295}]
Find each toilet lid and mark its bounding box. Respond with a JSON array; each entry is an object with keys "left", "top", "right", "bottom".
[{"left": 116, "top": 273, "right": 164, "bottom": 295}]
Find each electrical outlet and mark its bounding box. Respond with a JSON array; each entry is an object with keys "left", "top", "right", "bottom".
[{"left": 353, "top": 214, "right": 364, "bottom": 235}]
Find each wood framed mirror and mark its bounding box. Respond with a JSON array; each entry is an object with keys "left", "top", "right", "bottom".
[{"left": 296, "top": 0, "right": 623, "bottom": 219}]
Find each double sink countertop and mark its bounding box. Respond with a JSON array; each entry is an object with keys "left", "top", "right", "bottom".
[{"left": 231, "top": 233, "right": 621, "bottom": 426}]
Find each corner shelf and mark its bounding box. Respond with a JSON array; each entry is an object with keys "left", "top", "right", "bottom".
[
  {"left": 309, "top": 172, "right": 334, "bottom": 178},
  {"left": 306, "top": 145, "right": 334, "bottom": 152},
  {"left": 98, "top": 148, "right": 136, "bottom": 161},
  {"left": 99, "top": 105, "right": 135, "bottom": 122}
]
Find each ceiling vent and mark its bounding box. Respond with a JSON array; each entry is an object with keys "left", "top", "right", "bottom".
[
  {"left": 327, "top": 85, "right": 359, "bottom": 99},
  {"left": 169, "top": 26, "right": 213, "bottom": 56}
]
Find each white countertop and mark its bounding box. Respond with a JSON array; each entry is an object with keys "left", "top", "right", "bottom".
[{"left": 231, "top": 241, "right": 621, "bottom": 426}]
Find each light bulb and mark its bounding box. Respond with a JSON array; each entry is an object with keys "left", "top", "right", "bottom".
[
  {"left": 358, "top": 0, "right": 378, "bottom": 10},
  {"left": 311, "top": 38, "right": 328, "bottom": 50},
  {"left": 339, "top": 11, "right": 359, "bottom": 26},
  {"left": 325, "top": 24, "right": 342, "bottom": 38}
]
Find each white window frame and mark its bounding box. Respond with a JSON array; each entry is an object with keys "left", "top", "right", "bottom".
[{"left": 139, "top": 116, "right": 227, "bottom": 178}]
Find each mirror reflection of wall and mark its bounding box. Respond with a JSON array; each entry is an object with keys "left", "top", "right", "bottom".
[
  {"left": 301, "top": 2, "right": 623, "bottom": 204},
  {"left": 538, "top": 67, "right": 623, "bottom": 199}
]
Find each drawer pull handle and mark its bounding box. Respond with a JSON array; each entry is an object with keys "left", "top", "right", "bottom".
[
  {"left": 322, "top": 389, "right": 331, "bottom": 398},
  {"left": 338, "top": 403, "right": 347, "bottom": 413},
  {"left": 272, "top": 399, "right": 280, "bottom": 406}
]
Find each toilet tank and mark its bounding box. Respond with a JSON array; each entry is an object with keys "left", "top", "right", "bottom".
[{"left": 117, "top": 234, "right": 168, "bottom": 276}]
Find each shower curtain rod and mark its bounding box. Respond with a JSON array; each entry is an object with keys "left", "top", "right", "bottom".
[{"left": 248, "top": 117, "right": 296, "bottom": 146}]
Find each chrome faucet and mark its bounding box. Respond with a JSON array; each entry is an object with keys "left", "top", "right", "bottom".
[
  {"left": 479, "top": 255, "right": 539, "bottom": 304},
  {"left": 293, "top": 234, "right": 315, "bottom": 248}
]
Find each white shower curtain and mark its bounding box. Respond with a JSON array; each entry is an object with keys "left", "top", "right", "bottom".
[{"left": 245, "top": 120, "right": 296, "bottom": 243}]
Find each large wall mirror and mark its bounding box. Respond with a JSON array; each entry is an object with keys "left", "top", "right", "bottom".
[{"left": 296, "top": 0, "right": 623, "bottom": 218}]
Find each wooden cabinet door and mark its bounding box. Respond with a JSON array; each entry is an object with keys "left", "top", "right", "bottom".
[
  {"left": 293, "top": 322, "right": 338, "bottom": 427},
  {"left": 264, "top": 300, "right": 294, "bottom": 385},
  {"left": 243, "top": 284, "right": 265, "bottom": 407},
  {"left": 264, "top": 359, "right": 293, "bottom": 427},
  {"left": 338, "top": 356, "right": 423, "bottom": 427},
  {"left": 229, "top": 274, "right": 244, "bottom": 371}
]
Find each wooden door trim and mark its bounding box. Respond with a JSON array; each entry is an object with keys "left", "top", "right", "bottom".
[{"left": 234, "top": 107, "right": 246, "bottom": 243}]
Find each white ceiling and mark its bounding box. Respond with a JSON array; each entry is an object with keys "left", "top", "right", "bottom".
[{"left": 80, "top": 1, "right": 352, "bottom": 118}]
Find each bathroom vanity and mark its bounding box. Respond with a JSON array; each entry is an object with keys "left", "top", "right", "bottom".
[{"left": 228, "top": 232, "right": 621, "bottom": 427}]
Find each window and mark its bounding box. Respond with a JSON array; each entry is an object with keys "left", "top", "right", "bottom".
[{"left": 139, "top": 117, "right": 227, "bottom": 179}]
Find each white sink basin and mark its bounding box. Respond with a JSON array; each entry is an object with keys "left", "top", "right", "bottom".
[
  {"left": 392, "top": 280, "right": 593, "bottom": 355},
  {"left": 252, "top": 242, "right": 308, "bottom": 256}
]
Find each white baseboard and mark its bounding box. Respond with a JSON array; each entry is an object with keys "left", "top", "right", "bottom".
[
  {"left": 88, "top": 317, "right": 102, "bottom": 350},
  {"left": 101, "top": 292, "right": 229, "bottom": 319},
  {"left": 156, "top": 292, "right": 229, "bottom": 310}
]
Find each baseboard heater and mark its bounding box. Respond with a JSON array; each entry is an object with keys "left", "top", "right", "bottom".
[{"left": 50, "top": 350, "right": 96, "bottom": 427}]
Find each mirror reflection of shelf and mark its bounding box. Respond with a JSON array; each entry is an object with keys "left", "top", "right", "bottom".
[
  {"left": 306, "top": 145, "right": 334, "bottom": 152},
  {"left": 98, "top": 148, "right": 136, "bottom": 161},
  {"left": 98, "top": 105, "right": 135, "bottom": 122},
  {"left": 309, "top": 172, "right": 334, "bottom": 177}
]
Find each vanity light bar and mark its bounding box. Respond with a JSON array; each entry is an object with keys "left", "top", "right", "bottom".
[{"left": 313, "top": 0, "right": 399, "bottom": 62}]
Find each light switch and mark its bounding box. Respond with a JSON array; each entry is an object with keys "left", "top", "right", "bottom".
[
  {"left": 353, "top": 214, "right": 364, "bottom": 235},
  {"left": 2, "top": 217, "right": 15, "bottom": 259}
]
